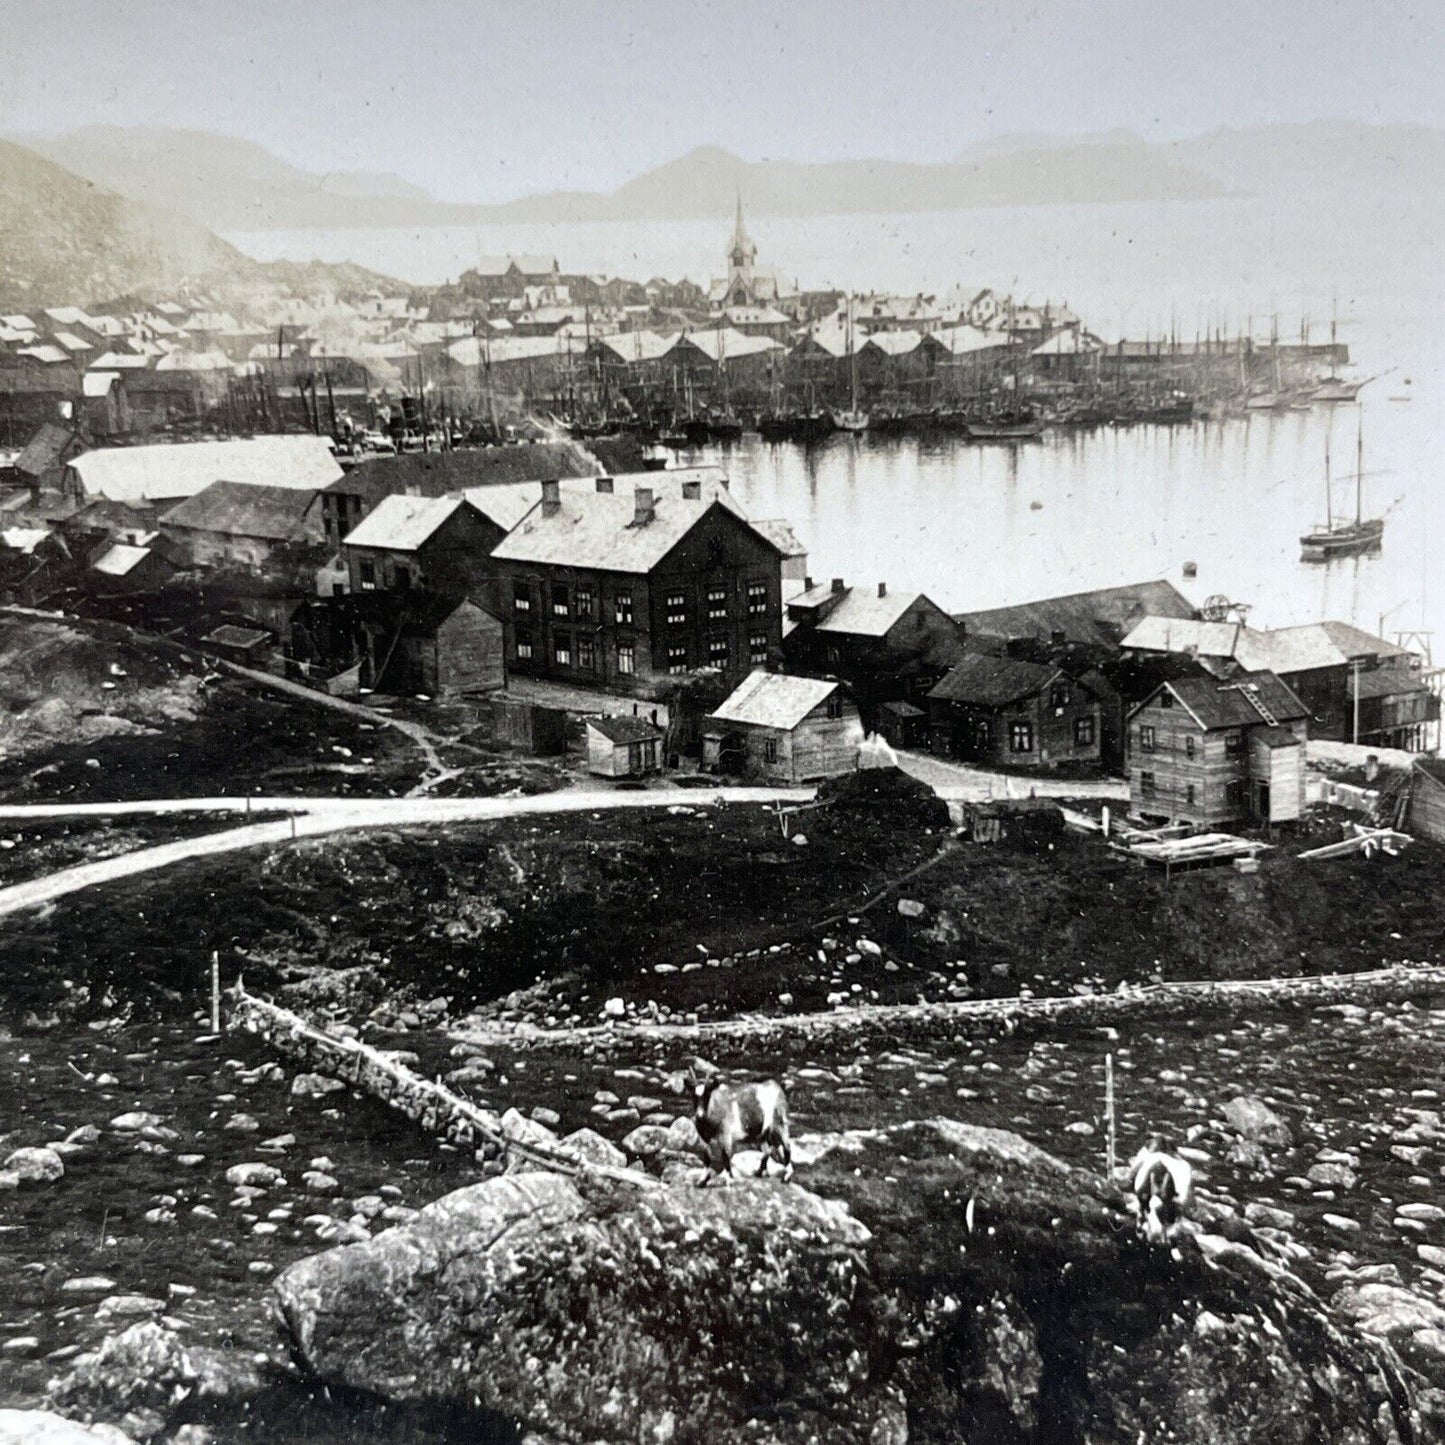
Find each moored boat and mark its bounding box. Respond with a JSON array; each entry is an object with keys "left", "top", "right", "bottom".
[{"left": 1300, "top": 419, "right": 1384, "bottom": 561}]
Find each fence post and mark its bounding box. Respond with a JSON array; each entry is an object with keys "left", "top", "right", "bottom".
[
  {"left": 1105, "top": 1051, "right": 1116, "bottom": 1181},
  {"left": 210, "top": 951, "right": 222, "bottom": 1035}
]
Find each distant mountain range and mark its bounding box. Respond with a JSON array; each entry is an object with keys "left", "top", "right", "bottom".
[{"left": 10, "top": 120, "right": 1443, "bottom": 235}]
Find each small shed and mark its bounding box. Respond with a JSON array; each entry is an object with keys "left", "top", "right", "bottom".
[
  {"left": 703, "top": 670, "right": 862, "bottom": 784},
  {"left": 877, "top": 698, "right": 927, "bottom": 749},
  {"left": 385, "top": 596, "right": 505, "bottom": 699},
  {"left": 201, "top": 623, "right": 275, "bottom": 666},
  {"left": 586, "top": 715, "right": 665, "bottom": 779},
  {"left": 492, "top": 694, "right": 570, "bottom": 755}
]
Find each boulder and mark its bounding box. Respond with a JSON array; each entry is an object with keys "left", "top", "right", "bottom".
[
  {"left": 223, "top": 1163, "right": 283, "bottom": 1190},
  {"left": 274, "top": 1118, "right": 1422, "bottom": 1445},
  {"left": 554, "top": 1128, "right": 627, "bottom": 1171},
  {"left": 4, "top": 1146, "right": 64, "bottom": 1184},
  {"left": 290, "top": 1074, "right": 345, "bottom": 1100},
  {"left": 0, "top": 1411, "right": 134, "bottom": 1445},
  {"left": 1221, "top": 1096, "right": 1293, "bottom": 1148}
]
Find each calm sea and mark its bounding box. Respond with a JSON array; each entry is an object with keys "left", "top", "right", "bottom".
[{"left": 229, "top": 196, "right": 1445, "bottom": 649}]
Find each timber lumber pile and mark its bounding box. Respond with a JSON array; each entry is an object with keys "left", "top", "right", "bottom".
[
  {"left": 1298, "top": 825, "right": 1413, "bottom": 862},
  {"left": 456, "top": 963, "right": 1445, "bottom": 1056},
  {"left": 1119, "top": 831, "right": 1272, "bottom": 868},
  {"left": 228, "top": 983, "right": 658, "bottom": 1188}
]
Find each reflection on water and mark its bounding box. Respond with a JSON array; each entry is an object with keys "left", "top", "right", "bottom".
[{"left": 691, "top": 401, "right": 1440, "bottom": 648}]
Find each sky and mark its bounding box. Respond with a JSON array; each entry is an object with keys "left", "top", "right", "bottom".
[{"left": 3, "top": 0, "right": 1443, "bottom": 202}]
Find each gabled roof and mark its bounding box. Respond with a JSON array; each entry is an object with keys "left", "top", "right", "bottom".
[
  {"left": 590, "top": 330, "right": 675, "bottom": 364},
  {"left": 933, "top": 323, "right": 1012, "bottom": 355},
  {"left": 814, "top": 583, "right": 924, "bottom": 635},
  {"left": 862, "top": 330, "right": 929, "bottom": 357},
  {"left": 957, "top": 579, "right": 1197, "bottom": 649},
  {"left": 82, "top": 371, "right": 121, "bottom": 398},
  {"left": 342, "top": 494, "right": 474, "bottom": 552},
  {"left": 15, "top": 421, "right": 83, "bottom": 477},
  {"left": 71, "top": 436, "right": 343, "bottom": 502},
  {"left": 928, "top": 654, "right": 1062, "bottom": 707},
  {"left": 491, "top": 487, "right": 774, "bottom": 575},
  {"left": 1263, "top": 620, "right": 1411, "bottom": 672},
  {"left": 1121, "top": 615, "right": 1412, "bottom": 674},
  {"left": 0, "top": 526, "right": 52, "bottom": 555},
  {"left": 752, "top": 518, "right": 807, "bottom": 558},
  {"left": 677, "top": 329, "right": 783, "bottom": 363},
  {"left": 709, "top": 670, "right": 841, "bottom": 730},
  {"left": 587, "top": 714, "right": 665, "bottom": 744},
  {"left": 1151, "top": 671, "right": 1309, "bottom": 730},
  {"left": 92, "top": 542, "right": 155, "bottom": 577},
  {"left": 1032, "top": 329, "right": 1103, "bottom": 356},
  {"left": 161, "top": 480, "right": 318, "bottom": 542},
  {"left": 344, "top": 443, "right": 599, "bottom": 501},
  {"left": 1121, "top": 615, "right": 1254, "bottom": 661}
]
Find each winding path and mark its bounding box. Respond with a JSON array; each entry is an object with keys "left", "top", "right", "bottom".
[{"left": 0, "top": 786, "right": 812, "bottom": 920}]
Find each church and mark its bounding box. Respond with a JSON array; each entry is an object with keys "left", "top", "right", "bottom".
[{"left": 707, "top": 197, "right": 801, "bottom": 318}]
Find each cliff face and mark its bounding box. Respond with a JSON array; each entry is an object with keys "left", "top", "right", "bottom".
[{"left": 272, "top": 1119, "right": 1429, "bottom": 1445}]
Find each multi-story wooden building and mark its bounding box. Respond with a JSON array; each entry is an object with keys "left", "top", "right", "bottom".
[
  {"left": 926, "top": 654, "right": 1104, "bottom": 768},
  {"left": 489, "top": 478, "right": 787, "bottom": 698},
  {"left": 1126, "top": 670, "right": 1309, "bottom": 827},
  {"left": 341, "top": 494, "right": 504, "bottom": 602}
]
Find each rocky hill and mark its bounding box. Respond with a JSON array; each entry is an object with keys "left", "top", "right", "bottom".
[{"left": 0, "top": 137, "right": 253, "bottom": 309}]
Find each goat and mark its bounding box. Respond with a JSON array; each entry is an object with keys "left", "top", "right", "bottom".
[
  {"left": 694, "top": 1077, "right": 793, "bottom": 1181},
  {"left": 1131, "top": 1133, "right": 1193, "bottom": 1244}
]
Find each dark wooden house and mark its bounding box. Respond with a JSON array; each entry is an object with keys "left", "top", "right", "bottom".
[
  {"left": 490, "top": 480, "right": 786, "bottom": 699},
  {"left": 341, "top": 494, "right": 501, "bottom": 601},
  {"left": 927, "top": 654, "right": 1103, "bottom": 768},
  {"left": 159, "top": 481, "right": 326, "bottom": 573}
]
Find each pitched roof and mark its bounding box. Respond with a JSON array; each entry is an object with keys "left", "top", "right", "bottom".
[
  {"left": 0, "top": 526, "right": 52, "bottom": 555},
  {"left": 92, "top": 542, "right": 155, "bottom": 577},
  {"left": 752, "top": 518, "right": 807, "bottom": 558},
  {"left": 591, "top": 330, "right": 675, "bottom": 364},
  {"left": 15, "top": 421, "right": 82, "bottom": 477},
  {"left": 161, "top": 480, "right": 318, "bottom": 542},
  {"left": 677, "top": 328, "right": 783, "bottom": 363},
  {"left": 928, "top": 654, "right": 1061, "bottom": 707},
  {"left": 71, "top": 436, "right": 342, "bottom": 502},
  {"left": 1157, "top": 671, "right": 1309, "bottom": 729},
  {"left": 817, "top": 587, "right": 927, "bottom": 637},
  {"left": 1121, "top": 615, "right": 1254, "bottom": 660},
  {"left": 82, "top": 371, "right": 121, "bottom": 398},
  {"left": 344, "top": 443, "right": 599, "bottom": 501},
  {"left": 709, "top": 670, "right": 841, "bottom": 730},
  {"left": 341, "top": 494, "right": 473, "bottom": 551},
  {"left": 1121, "top": 615, "right": 1412, "bottom": 674},
  {"left": 587, "top": 714, "right": 665, "bottom": 744},
  {"left": 491, "top": 488, "right": 774, "bottom": 575},
  {"left": 1262, "top": 620, "right": 1411, "bottom": 671},
  {"left": 957, "top": 579, "right": 1197, "bottom": 649}
]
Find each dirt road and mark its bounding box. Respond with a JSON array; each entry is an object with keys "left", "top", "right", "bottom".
[
  {"left": 0, "top": 786, "right": 813, "bottom": 920},
  {"left": 894, "top": 749, "right": 1129, "bottom": 802}
]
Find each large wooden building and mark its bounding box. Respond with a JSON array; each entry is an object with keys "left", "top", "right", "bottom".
[
  {"left": 489, "top": 478, "right": 787, "bottom": 699},
  {"left": 341, "top": 494, "right": 502, "bottom": 601},
  {"left": 1126, "top": 671, "right": 1309, "bottom": 827},
  {"left": 703, "top": 671, "right": 861, "bottom": 783},
  {"left": 926, "top": 654, "right": 1103, "bottom": 768}
]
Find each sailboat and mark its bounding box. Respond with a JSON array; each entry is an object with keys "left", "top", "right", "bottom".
[
  {"left": 832, "top": 298, "right": 869, "bottom": 433},
  {"left": 1300, "top": 419, "right": 1384, "bottom": 561}
]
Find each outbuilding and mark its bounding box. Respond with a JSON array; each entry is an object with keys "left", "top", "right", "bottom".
[
  {"left": 585, "top": 714, "right": 665, "bottom": 779},
  {"left": 703, "top": 670, "right": 862, "bottom": 783}
]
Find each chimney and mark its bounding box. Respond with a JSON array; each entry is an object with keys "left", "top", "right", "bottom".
[
  {"left": 594, "top": 475, "right": 614, "bottom": 493},
  {"left": 541, "top": 479, "right": 561, "bottom": 516},
  {"left": 1051, "top": 628, "right": 1066, "bottom": 647},
  {"left": 831, "top": 577, "right": 845, "bottom": 594},
  {"left": 878, "top": 582, "right": 887, "bottom": 598},
  {"left": 681, "top": 479, "right": 701, "bottom": 500},
  {"left": 804, "top": 575, "right": 814, "bottom": 591},
  {"left": 1365, "top": 753, "right": 1380, "bottom": 783},
  {"left": 633, "top": 486, "right": 655, "bottom": 526}
]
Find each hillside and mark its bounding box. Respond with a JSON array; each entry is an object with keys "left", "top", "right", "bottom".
[{"left": 0, "top": 136, "right": 254, "bottom": 308}]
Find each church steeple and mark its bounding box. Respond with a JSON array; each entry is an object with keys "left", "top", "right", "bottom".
[{"left": 728, "top": 191, "right": 756, "bottom": 273}]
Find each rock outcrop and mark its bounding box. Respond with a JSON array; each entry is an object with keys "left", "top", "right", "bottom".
[{"left": 272, "top": 1119, "right": 1428, "bottom": 1444}]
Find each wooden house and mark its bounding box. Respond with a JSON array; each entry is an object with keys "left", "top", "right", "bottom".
[
  {"left": 159, "top": 481, "right": 326, "bottom": 573},
  {"left": 703, "top": 671, "right": 862, "bottom": 783},
  {"left": 1405, "top": 759, "right": 1445, "bottom": 844},
  {"left": 784, "top": 579, "right": 963, "bottom": 715},
  {"left": 387, "top": 596, "right": 505, "bottom": 699},
  {"left": 1126, "top": 671, "right": 1309, "bottom": 827},
  {"left": 341, "top": 494, "right": 500, "bottom": 602},
  {"left": 926, "top": 655, "right": 1103, "bottom": 768},
  {"left": 490, "top": 480, "right": 786, "bottom": 699},
  {"left": 585, "top": 714, "right": 665, "bottom": 779}
]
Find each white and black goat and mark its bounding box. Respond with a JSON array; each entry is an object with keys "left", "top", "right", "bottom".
[{"left": 693, "top": 1077, "right": 793, "bottom": 1181}]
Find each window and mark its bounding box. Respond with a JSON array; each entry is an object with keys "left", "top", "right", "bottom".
[
  {"left": 551, "top": 585, "right": 569, "bottom": 619},
  {"left": 1159, "top": 691, "right": 1174, "bottom": 709},
  {"left": 764, "top": 737, "right": 779, "bottom": 764},
  {"left": 707, "top": 586, "right": 728, "bottom": 620},
  {"left": 750, "top": 633, "right": 769, "bottom": 665},
  {"left": 826, "top": 693, "right": 844, "bottom": 719},
  {"left": 1010, "top": 722, "right": 1033, "bottom": 753},
  {"left": 617, "top": 643, "right": 635, "bottom": 675},
  {"left": 666, "top": 592, "right": 687, "bottom": 626},
  {"left": 515, "top": 634, "right": 534, "bottom": 661},
  {"left": 574, "top": 587, "right": 594, "bottom": 620},
  {"left": 576, "top": 637, "right": 595, "bottom": 671},
  {"left": 1140, "top": 770, "right": 1156, "bottom": 796},
  {"left": 747, "top": 583, "right": 768, "bottom": 616},
  {"left": 668, "top": 644, "right": 688, "bottom": 675},
  {"left": 1074, "top": 715, "right": 1095, "bottom": 747},
  {"left": 1224, "top": 730, "right": 1243, "bottom": 755},
  {"left": 975, "top": 721, "right": 992, "bottom": 753},
  {"left": 1185, "top": 735, "right": 1196, "bottom": 760},
  {"left": 513, "top": 584, "right": 531, "bottom": 613},
  {"left": 708, "top": 638, "right": 730, "bottom": 666},
  {"left": 1051, "top": 683, "right": 1071, "bottom": 710},
  {"left": 615, "top": 592, "right": 633, "bottom": 626},
  {"left": 1186, "top": 784, "right": 1196, "bottom": 806},
  {"left": 1139, "top": 725, "right": 1156, "bottom": 753},
  {"left": 554, "top": 636, "right": 571, "bottom": 667},
  {"left": 358, "top": 558, "right": 376, "bottom": 590}
]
